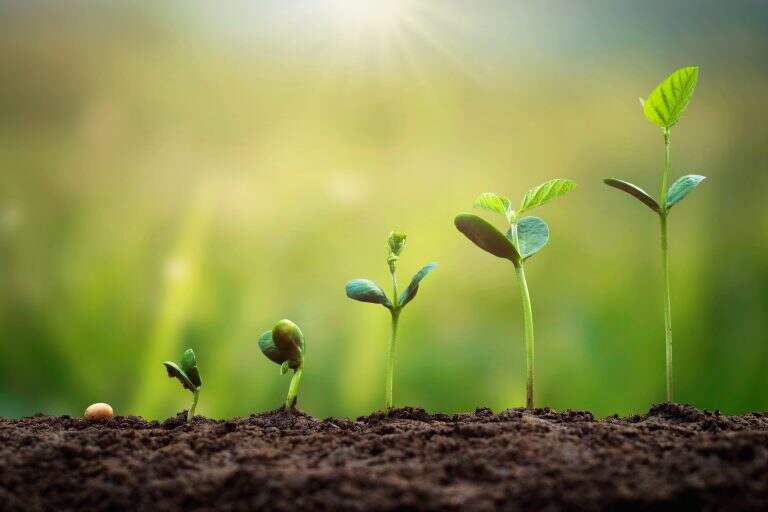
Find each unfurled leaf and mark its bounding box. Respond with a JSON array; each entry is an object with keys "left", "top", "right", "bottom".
[
  {"left": 345, "top": 279, "right": 392, "bottom": 308},
  {"left": 180, "top": 348, "right": 202, "bottom": 388},
  {"left": 258, "top": 331, "right": 284, "bottom": 365},
  {"left": 163, "top": 361, "right": 196, "bottom": 391},
  {"left": 399, "top": 263, "right": 438, "bottom": 307},
  {"left": 272, "top": 319, "right": 304, "bottom": 369},
  {"left": 642, "top": 66, "right": 699, "bottom": 129},
  {"left": 603, "top": 178, "right": 660, "bottom": 213},
  {"left": 454, "top": 213, "right": 519, "bottom": 261},
  {"left": 516, "top": 216, "right": 549, "bottom": 259},
  {"left": 474, "top": 192, "right": 513, "bottom": 221},
  {"left": 387, "top": 231, "right": 407, "bottom": 257},
  {"left": 519, "top": 178, "right": 576, "bottom": 213},
  {"left": 666, "top": 174, "right": 706, "bottom": 209}
]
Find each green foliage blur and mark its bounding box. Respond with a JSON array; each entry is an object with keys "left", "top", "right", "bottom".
[{"left": 2, "top": 1, "right": 768, "bottom": 419}]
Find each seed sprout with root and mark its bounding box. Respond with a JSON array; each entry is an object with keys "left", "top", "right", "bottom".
[
  {"left": 163, "top": 348, "right": 202, "bottom": 423},
  {"left": 259, "top": 319, "right": 306, "bottom": 410}
]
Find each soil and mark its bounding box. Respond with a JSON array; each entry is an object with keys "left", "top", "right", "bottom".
[{"left": 1, "top": 403, "right": 768, "bottom": 511}]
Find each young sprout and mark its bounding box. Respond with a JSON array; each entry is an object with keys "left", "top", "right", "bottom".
[
  {"left": 604, "top": 66, "right": 704, "bottom": 403},
  {"left": 454, "top": 179, "right": 576, "bottom": 409},
  {"left": 258, "top": 319, "right": 306, "bottom": 410},
  {"left": 163, "top": 348, "right": 202, "bottom": 423},
  {"left": 345, "top": 232, "right": 437, "bottom": 411}
]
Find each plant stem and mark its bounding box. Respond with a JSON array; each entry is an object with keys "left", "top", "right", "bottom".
[
  {"left": 385, "top": 312, "right": 400, "bottom": 411},
  {"left": 285, "top": 366, "right": 303, "bottom": 409},
  {"left": 188, "top": 389, "right": 199, "bottom": 423},
  {"left": 658, "top": 127, "right": 674, "bottom": 403},
  {"left": 514, "top": 262, "right": 535, "bottom": 410}
]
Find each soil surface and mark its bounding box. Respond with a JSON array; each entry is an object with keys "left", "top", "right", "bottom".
[{"left": 1, "top": 404, "right": 768, "bottom": 511}]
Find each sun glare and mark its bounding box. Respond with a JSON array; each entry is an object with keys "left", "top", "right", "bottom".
[{"left": 321, "top": 0, "right": 410, "bottom": 35}]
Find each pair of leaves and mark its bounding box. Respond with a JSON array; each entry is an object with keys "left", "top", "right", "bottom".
[
  {"left": 641, "top": 66, "right": 699, "bottom": 129},
  {"left": 259, "top": 319, "right": 305, "bottom": 371},
  {"left": 474, "top": 179, "right": 576, "bottom": 221},
  {"left": 346, "top": 263, "right": 438, "bottom": 310},
  {"left": 164, "top": 348, "right": 202, "bottom": 392},
  {"left": 604, "top": 175, "right": 705, "bottom": 212},
  {"left": 454, "top": 214, "right": 549, "bottom": 262}
]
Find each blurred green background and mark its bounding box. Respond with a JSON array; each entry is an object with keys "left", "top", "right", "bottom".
[{"left": 1, "top": 1, "right": 768, "bottom": 420}]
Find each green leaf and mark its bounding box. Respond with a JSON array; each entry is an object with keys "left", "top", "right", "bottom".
[
  {"left": 272, "top": 319, "right": 304, "bottom": 369},
  {"left": 258, "top": 331, "right": 284, "bottom": 365},
  {"left": 180, "top": 348, "right": 202, "bottom": 388},
  {"left": 280, "top": 361, "right": 290, "bottom": 375},
  {"left": 519, "top": 178, "right": 576, "bottom": 213},
  {"left": 398, "top": 263, "right": 438, "bottom": 308},
  {"left": 666, "top": 174, "right": 706, "bottom": 209},
  {"left": 345, "top": 279, "right": 392, "bottom": 308},
  {"left": 163, "top": 361, "right": 196, "bottom": 391},
  {"left": 642, "top": 66, "right": 699, "bottom": 129},
  {"left": 603, "top": 178, "right": 660, "bottom": 213},
  {"left": 474, "top": 192, "right": 513, "bottom": 221},
  {"left": 516, "top": 216, "right": 549, "bottom": 259},
  {"left": 454, "top": 213, "right": 519, "bottom": 261}
]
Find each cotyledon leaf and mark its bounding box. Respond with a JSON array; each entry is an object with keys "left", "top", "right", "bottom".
[
  {"left": 454, "top": 213, "right": 519, "bottom": 261},
  {"left": 642, "top": 66, "right": 699, "bottom": 129},
  {"left": 272, "top": 319, "right": 304, "bottom": 369},
  {"left": 398, "top": 262, "right": 438, "bottom": 308},
  {"left": 519, "top": 178, "right": 576, "bottom": 213},
  {"left": 474, "top": 192, "right": 513, "bottom": 221},
  {"left": 345, "top": 279, "right": 392, "bottom": 308},
  {"left": 163, "top": 361, "right": 196, "bottom": 391},
  {"left": 258, "top": 330, "right": 284, "bottom": 365},
  {"left": 603, "top": 178, "right": 660, "bottom": 213},
  {"left": 516, "top": 216, "right": 549, "bottom": 259},
  {"left": 666, "top": 174, "right": 706, "bottom": 210}
]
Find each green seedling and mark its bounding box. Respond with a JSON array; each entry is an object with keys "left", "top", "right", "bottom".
[
  {"left": 604, "top": 66, "right": 705, "bottom": 403},
  {"left": 454, "top": 179, "right": 576, "bottom": 409},
  {"left": 163, "top": 348, "right": 202, "bottom": 423},
  {"left": 259, "top": 319, "right": 306, "bottom": 409},
  {"left": 345, "top": 232, "right": 437, "bottom": 411}
]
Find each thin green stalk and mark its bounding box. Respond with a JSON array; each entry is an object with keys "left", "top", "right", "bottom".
[
  {"left": 385, "top": 312, "right": 400, "bottom": 411},
  {"left": 188, "top": 389, "right": 199, "bottom": 423},
  {"left": 285, "top": 367, "right": 303, "bottom": 409},
  {"left": 658, "top": 128, "right": 674, "bottom": 403},
  {"left": 514, "top": 262, "right": 535, "bottom": 409}
]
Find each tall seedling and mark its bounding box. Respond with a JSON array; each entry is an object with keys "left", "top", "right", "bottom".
[
  {"left": 454, "top": 179, "right": 575, "bottom": 409},
  {"left": 604, "top": 66, "right": 704, "bottom": 402}
]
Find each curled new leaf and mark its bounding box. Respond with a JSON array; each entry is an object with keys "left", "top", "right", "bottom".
[
  {"left": 345, "top": 279, "right": 392, "bottom": 308},
  {"left": 666, "top": 174, "right": 706, "bottom": 210},
  {"left": 519, "top": 178, "right": 576, "bottom": 213},
  {"left": 163, "top": 361, "right": 196, "bottom": 391},
  {"left": 399, "top": 263, "right": 438, "bottom": 308},
  {"left": 454, "top": 213, "right": 519, "bottom": 261},
  {"left": 388, "top": 232, "right": 407, "bottom": 257},
  {"left": 180, "top": 348, "right": 202, "bottom": 388},
  {"left": 604, "top": 178, "right": 660, "bottom": 213},
  {"left": 474, "top": 192, "right": 513, "bottom": 221},
  {"left": 642, "top": 66, "right": 699, "bottom": 129},
  {"left": 516, "top": 216, "right": 549, "bottom": 259}
]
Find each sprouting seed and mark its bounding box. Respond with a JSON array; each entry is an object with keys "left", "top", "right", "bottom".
[
  {"left": 345, "top": 231, "right": 437, "bottom": 411},
  {"left": 259, "top": 319, "right": 306, "bottom": 410},
  {"left": 604, "top": 66, "right": 704, "bottom": 403},
  {"left": 454, "top": 178, "right": 576, "bottom": 409},
  {"left": 163, "top": 348, "right": 202, "bottom": 423}
]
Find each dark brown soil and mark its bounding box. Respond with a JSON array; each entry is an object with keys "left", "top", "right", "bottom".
[{"left": 1, "top": 404, "right": 768, "bottom": 511}]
